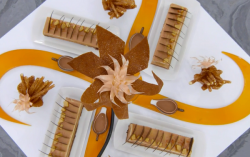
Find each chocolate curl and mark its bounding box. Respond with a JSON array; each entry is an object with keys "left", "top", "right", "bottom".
[
  {"left": 82, "top": 92, "right": 112, "bottom": 111},
  {"left": 81, "top": 79, "right": 104, "bottom": 104},
  {"left": 132, "top": 72, "right": 163, "bottom": 95}
]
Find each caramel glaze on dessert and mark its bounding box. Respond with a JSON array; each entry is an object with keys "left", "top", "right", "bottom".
[
  {"left": 43, "top": 17, "right": 98, "bottom": 49},
  {"left": 151, "top": 3, "right": 188, "bottom": 69},
  {"left": 126, "top": 123, "right": 194, "bottom": 157},
  {"left": 48, "top": 98, "right": 84, "bottom": 157}
]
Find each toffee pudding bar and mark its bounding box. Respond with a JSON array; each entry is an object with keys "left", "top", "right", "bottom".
[
  {"left": 126, "top": 123, "right": 193, "bottom": 157},
  {"left": 151, "top": 3, "right": 189, "bottom": 69}
]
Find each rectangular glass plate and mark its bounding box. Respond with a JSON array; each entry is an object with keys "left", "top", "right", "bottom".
[
  {"left": 114, "top": 112, "right": 205, "bottom": 157},
  {"left": 32, "top": 6, "right": 120, "bottom": 56},
  {"left": 144, "top": 0, "right": 201, "bottom": 80},
  {"left": 40, "top": 87, "right": 93, "bottom": 157}
]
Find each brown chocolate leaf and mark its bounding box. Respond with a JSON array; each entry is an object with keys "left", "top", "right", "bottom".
[
  {"left": 112, "top": 102, "right": 129, "bottom": 119},
  {"left": 124, "top": 94, "right": 135, "bottom": 102},
  {"left": 81, "top": 79, "right": 103, "bottom": 104},
  {"left": 125, "top": 37, "right": 150, "bottom": 75},
  {"left": 99, "top": 91, "right": 113, "bottom": 108},
  {"left": 96, "top": 25, "right": 125, "bottom": 66},
  {"left": 82, "top": 91, "right": 113, "bottom": 111},
  {"left": 68, "top": 52, "right": 106, "bottom": 79},
  {"left": 132, "top": 71, "right": 163, "bottom": 95},
  {"left": 82, "top": 100, "right": 109, "bottom": 111}
]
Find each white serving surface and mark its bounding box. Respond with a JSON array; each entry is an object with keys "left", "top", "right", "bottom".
[{"left": 0, "top": 0, "right": 250, "bottom": 157}]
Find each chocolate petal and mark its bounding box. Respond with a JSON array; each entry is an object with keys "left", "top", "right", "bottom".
[
  {"left": 96, "top": 25, "right": 125, "bottom": 66},
  {"left": 125, "top": 94, "right": 135, "bottom": 102},
  {"left": 81, "top": 79, "right": 103, "bottom": 104},
  {"left": 82, "top": 91, "right": 113, "bottom": 111},
  {"left": 111, "top": 96, "right": 129, "bottom": 119},
  {"left": 132, "top": 71, "right": 163, "bottom": 95},
  {"left": 82, "top": 100, "right": 109, "bottom": 111},
  {"left": 125, "top": 37, "right": 150, "bottom": 75},
  {"left": 68, "top": 52, "right": 106, "bottom": 79},
  {"left": 113, "top": 97, "right": 129, "bottom": 119},
  {"left": 100, "top": 91, "right": 113, "bottom": 108}
]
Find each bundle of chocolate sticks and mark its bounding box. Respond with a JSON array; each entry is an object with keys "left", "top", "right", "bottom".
[{"left": 102, "top": 0, "right": 137, "bottom": 19}]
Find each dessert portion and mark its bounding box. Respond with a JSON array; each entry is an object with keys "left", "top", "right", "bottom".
[
  {"left": 189, "top": 65, "right": 231, "bottom": 92},
  {"left": 48, "top": 98, "right": 84, "bottom": 157},
  {"left": 43, "top": 16, "right": 98, "bottom": 49},
  {"left": 151, "top": 3, "right": 188, "bottom": 69},
  {"left": 126, "top": 123, "right": 193, "bottom": 157},
  {"left": 13, "top": 74, "right": 55, "bottom": 113},
  {"left": 102, "top": 0, "right": 137, "bottom": 19}
]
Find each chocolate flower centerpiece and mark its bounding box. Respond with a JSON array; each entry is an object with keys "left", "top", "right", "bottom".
[{"left": 68, "top": 26, "right": 163, "bottom": 119}]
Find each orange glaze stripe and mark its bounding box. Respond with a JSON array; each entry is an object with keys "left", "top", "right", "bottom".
[
  {"left": 84, "top": 107, "right": 112, "bottom": 157},
  {"left": 124, "top": 0, "right": 158, "bottom": 53}
]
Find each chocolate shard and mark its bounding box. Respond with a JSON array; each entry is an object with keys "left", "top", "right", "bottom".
[
  {"left": 68, "top": 52, "right": 107, "bottom": 79},
  {"left": 96, "top": 25, "right": 125, "bottom": 66},
  {"left": 132, "top": 72, "right": 163, "bottom": 95},
  {"left": 125, "top": 37, "right": 150, "bottom": 75}
]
